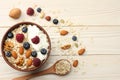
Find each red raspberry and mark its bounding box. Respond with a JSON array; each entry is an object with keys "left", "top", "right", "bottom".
[
  {"left": 27, "top": 7, "right": 34, "bottom": 16},
  {"left": 16, "top": 33, "right": 24, "bottom": 43},
  {"left": 31, "top": 36, "right": 40, "bottom": 44},
  {"left": 33, "top": 58, "right": 41, "bottom": 67}
]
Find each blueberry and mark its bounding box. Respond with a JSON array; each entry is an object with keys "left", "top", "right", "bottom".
[
  {"left": 7, "top": 32, "right": 14, "bottom": 38},
  {"left": 5, "top": 51, "right": 11, "bottom": 57},
  {"left": 31, "top": 51, "right": 37, "bottom": 57},
  {"left": 53, "top": 19, "right": 59, "bottom": 25},
  {"left": 23, "top": 42, "right": 30, "bottom": 49},
  {"left": 40, "top": 48, "right": 47, "bottom": 55},
  {"left": 22, "top": 27, "right": 28, "bottom": 33},
  {"left": 37, "top": 8, "right": 42, "bottom": 13},
  {"left": 72, "top": 36, "right": 77, "bottom": 41}
]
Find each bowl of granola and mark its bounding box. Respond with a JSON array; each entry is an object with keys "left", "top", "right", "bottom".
[{"left": 1, "top": 22, "right": 51, "bottom": 72}]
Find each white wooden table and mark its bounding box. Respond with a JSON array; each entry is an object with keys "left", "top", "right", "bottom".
[{"left": 0, "top": 0, "right": 120, "bottom": 80}]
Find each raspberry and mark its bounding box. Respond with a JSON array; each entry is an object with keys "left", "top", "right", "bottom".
[
  {"left": 31, "top": 36, "right": 40, "bottom": 44},
  {"left": 33, "top": 58, "right": 41, "bottom": 67},
  {"left": 27, "top": 7, "right": 34, "bottom": 16},
  {"left": 16, "top": 33, "right": 24, "bottom": 43}
]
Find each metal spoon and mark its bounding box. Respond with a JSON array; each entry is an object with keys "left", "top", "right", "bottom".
[{"left": 12, "top": 59, "right": 71, "bottom": 80}]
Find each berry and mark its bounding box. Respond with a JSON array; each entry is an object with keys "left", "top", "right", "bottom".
[
  {"left": 22, "top": 27, "right": 28, "bottom": 33},
  {"left": 37, "top": 7, "right": 42, "bottom": 13},
  {"left": 33, "top": 58, "right": 41, "bottom": 67},
  {"left": 31, "top": 51, "right": 37, "bottom": 57},
  {"left": 16, "top": 33, "right": 24, "bottom": 43},
  {"left": 72, "top": 36, "right": 77, "bottom": 41},
  {"left": 5, "top": 51, "right": 11, "bottom": 57},
  {"left": 27, "top": 7, "right": 34, "bottom": 16},
  {"left": 45, "top": 16, "right": 51, "bottom": 21},
  {"left": 40, "top": 48, "right": 47, "bottom": 55},
  {"left": 53, "top": 19, "right": 59, "bottom": 24},
  {"left": 23, "top": 42, "right": 30, "bottom": 49},
  {"left": 31, "top": 36, "right": 40, "bottom": 44},
  {"left": 7, "top": 32, "right": 14, "bottom": 38}
]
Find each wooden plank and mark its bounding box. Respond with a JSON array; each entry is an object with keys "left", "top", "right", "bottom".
[
  {"left": 0, "top": 0, "right": 120, "bottom": 26},
  {"left": 0, "top": 55, "right": 120, "bottom": 80},
  {"left": 0, "top": 26, "right": 120, "bottom": 55}
]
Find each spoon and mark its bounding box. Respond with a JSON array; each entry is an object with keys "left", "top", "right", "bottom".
[{"left": 12, "top": 59, "right": 71, "bottom": 80}]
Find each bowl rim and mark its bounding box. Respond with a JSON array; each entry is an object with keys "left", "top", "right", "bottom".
[{"left": 1, "top": 22, "right": 51, "bottom": 72}]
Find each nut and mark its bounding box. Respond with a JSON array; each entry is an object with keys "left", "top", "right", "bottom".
[
  {"left": 11, "top": 51, "right": 18, "bottom": 59},
  {"left": 27, "top": 58, "right": 32, "bottom": 66},
  {"left": 73, "top": 60, "right": 78, "bottom": 67},
  {"left": 45, "top": 16, "right": 51, "bottom": 21},
  {"left": 19, "top": 46, "right": 24, "bottom": 55},
  {"left": 9, "top": 8, "right": 21, "bottom": 19},
  {"left": 60, "top": 19, "right": 65, "bottom": 24},
  {"left": 61, "top": 44, "right": 71, "bottom": 50},
  {"left": 60, "top": 30, "right": 68, "bottom": 36},
  {"left": 26, "top": 49, "right": 32, "bottom": 58},
  {"left": 39, "top": 11, "right": 45, "bottom": 18},
  {"left": 78, "top": 48, "right": 85, "bottom": 55},
  {"left": 16, "top": 57, "right": 24, "bottom": 66},
  {"left": 4, "top": 41, "right": 14, "bottom": 51}
]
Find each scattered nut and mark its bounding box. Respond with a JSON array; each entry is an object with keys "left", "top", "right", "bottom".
[
  {"left": 74, "top": 43, "right": 78, "bottom": 48},
  {"left": 19, "top": 46, "right": 24, "bottom": 55},
  {"left": 27, "top": 58, "right": 32, "bottom": 66},
  {"left": 11, "top": 51, "right": 18, "bottom": 59},
  {"left": 26, "top": 49, "right": 32, "bottom": 58},
  {"left": 9, "top": 8, "right": 21, "bottom": 19},
  {"left": 60, "top": 19, "right": 65, "bottom": 24},
  {"left": 73, "top": 60, "right": 78, "bottom": 67},
  {"left": 61, "top": 44, "right": 71, "bottom": 50},
  {"left": 78, "top": 48, "right": 85, "bottom": 55},
  {"left": 39, "top": 11, "right": 45, "bottom": 18},
  {"left": 45, "top": 16, "right": 51, "bottom": 21},
  {"left": 60, "top": 30, "right": 68, "bottom": 36}
]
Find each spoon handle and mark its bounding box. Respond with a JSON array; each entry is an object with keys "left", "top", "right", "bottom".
[{"left": 12, "top": 66, "right": 55, "bottom": 80}]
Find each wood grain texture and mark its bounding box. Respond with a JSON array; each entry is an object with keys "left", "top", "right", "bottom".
[
  {"left": 0, "top": 55, "right": 120, "bottom": 80},
  {"left": 0, "top": 0, "right": 120, "bottom": 26},
  {"left": 0, "top": 0, "right": 120, "bottom": 80}
]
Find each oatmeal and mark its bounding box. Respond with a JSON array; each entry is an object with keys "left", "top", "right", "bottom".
[
  {"left": 3, "top": 24, "right": 50, "bottom": 70},
  {"left": 55, "top": 60, "right": 71, "bottom": 75}
]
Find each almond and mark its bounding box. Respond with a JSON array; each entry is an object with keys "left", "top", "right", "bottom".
[
  {"left": 11, "top": 51, "right": 17, "bottom": 59},
  {"left": 73, "top": 60, "right": 78, "bottom": 67},
  {"left": 60, "top": 30, "right": 68, "bottom": 36},
  {"left": 26, "top": 49, "right": 32, "bottom": 58},
  {"left": 61, "top": 44, "right": 71, "bottom": 50},
  {"left": 78, "top": 48, "right": 85, "bottom": 55},
  {"left": 9, "top": 8, "right": 21, "bottom": 19},
  {"left": 19, "top": 46, "right": 24, "bottom": 55},
  {"left": 27, "top": 58, "right": 32, "bottom": 66}
]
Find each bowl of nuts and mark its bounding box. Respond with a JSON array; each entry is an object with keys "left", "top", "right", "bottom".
[{"left": 1, "top": 22, "right": 51, "bottom": 72}]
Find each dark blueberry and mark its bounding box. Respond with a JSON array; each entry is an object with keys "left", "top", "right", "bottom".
[
  {"left": 72, "top": 36, "right": 77, "bottom": 41},
  {"left": 53, "top": 19, "right": 59, "bottom": 25},
  {"left": 40, "top": 48, "right": 47, "bottom": 55},
  {"left": 22, "top": 27, "right": 28, "bottom": 33},
  {"left": 7, "top": 32, "right": 14, "bottom": 38},
  {"left": 23, "top": 42, "right": 30, "bottom": 49},
  {"left": 37, "top": 7, "right": 42, "bottom": 13},
  {"left": 31, "top": 51, "right": 37, "bottom": 57},
  {"left": 5, "top": 51, "right": 11, "bottom": 57}
]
